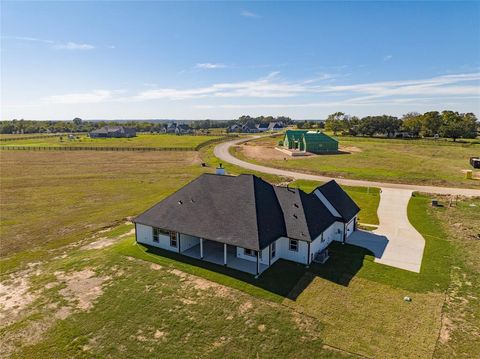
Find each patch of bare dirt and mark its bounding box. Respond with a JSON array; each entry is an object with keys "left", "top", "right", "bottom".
[
  {"left": 168, "top": 268, "right": 233, "bottom": 298},
  {"left": 154, "top": 330, "right": 166, "bottom": 340},
  {"left": 258, "top": 324, "right": 266, "bottom": 332},
  {"left": 150, "top": 263, "right": 163, "bottom": 271},
  {"left": 439, "top": 316, "right": 453, "bottom": 344},
  {"left": 0, "top": 277, "right": 37, "bottom": 325},
  {"left": 339, "top": 145, "right": 362, "bottom": 153},
  {"left": 56, "top": 269, "right": 110, "bottom": 311},
  {"left": 239, "top": 143, "right": 287, "bottom": 161},
  {"left": 81, "top": 228, "right": 135, "bottom": 250},
  {"left": 238, "top": 300, "right": 253, "bottom": 315}
]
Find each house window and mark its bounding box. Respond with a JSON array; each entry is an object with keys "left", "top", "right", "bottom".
[
  {"left": 244, "top": 248, "right": 256, "bottom": 257},
  {"left": 152, "top": 228, "right": 160, "bottom": 242},
  {"left": 169, "top": 232, "right": 177, "bottom": 248},
  {"left": 271, "top": 242, "right": 276, "bottom": 258},
  {"left": 152, "top": 227, "right": 177, "bottom": 247},
  {"left": 289, "top": 239, "right": 298, "bottom": 252}
]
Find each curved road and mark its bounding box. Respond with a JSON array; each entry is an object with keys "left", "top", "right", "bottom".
[{"left": 214, "top": 137, "right": 480, "bottom": 197}]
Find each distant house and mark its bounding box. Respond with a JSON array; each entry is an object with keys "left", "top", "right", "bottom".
[
  {"left": 163, "top": 123, "right": 193, "bottom": 135},
  {"left": 227, "top": 123, "right": 261, "bottom": 133},
  {"left": 268, "top": 122, "right": 284, "bottom": 131},
  {"left": 282, "top": 130, "right": 338, "bottom": 153},
  {"left": 256, "top": 123, "right": 269, "bottom": 132},
  {"left": 134, "top": 173, "right": 359, "bottom": 276},
  {"left": 89, "top": 126, "right": 136, "bottom": 138},
  {"left": 227, "top": 124, "right": 242, "bottom": 133}
]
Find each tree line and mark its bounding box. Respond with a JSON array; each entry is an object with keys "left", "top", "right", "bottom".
[
  {"left": 322, "top": 111, "right": 478, "bottom": 141},
  {"left": 0, "top": 115, "right": 294, "bottom": 134}
]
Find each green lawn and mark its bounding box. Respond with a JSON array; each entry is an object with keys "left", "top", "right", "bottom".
[
  {"left": 2, "top": 138, "right": 479, "bottom": 358},
  {"left": 0, "top": 228, "right": 351, "bottom": 359},
  {"left": 233, "top": 135, "right": 480, "bottom": 188},
  {"left": 0, "top": 134, "right": 221, "bottom": 149}
]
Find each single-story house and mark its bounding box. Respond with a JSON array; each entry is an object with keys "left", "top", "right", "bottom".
[
  {"left": 268, "top": 121, "right": 285, "bottom": 131},
  {"left": 134, "top": 173, "right": 359, "bottom": 276},
  {"left": 283, "top": 130, "right": 338, "bottom": 153},
  {"left": 89, "top": 126, "right": 136, "bottom": 138},
  {"left": 163, "top": 123, "right": 193, "bottom": 135},
  {"left": 256, "top": 123, "right": 269, "bottom": 132}
]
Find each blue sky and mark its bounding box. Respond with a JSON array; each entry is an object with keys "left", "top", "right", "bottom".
[{"left": 1, "top": 1, "right": 479, "bottom": 120}]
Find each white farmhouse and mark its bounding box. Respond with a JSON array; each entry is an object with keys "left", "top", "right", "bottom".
[{"left": 134, "top": 173, "right": 359, "bottom": 276}]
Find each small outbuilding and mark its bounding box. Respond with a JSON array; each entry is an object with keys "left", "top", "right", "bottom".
[{"left": 282, "top": 130, "right": 338, "bottom": 154}]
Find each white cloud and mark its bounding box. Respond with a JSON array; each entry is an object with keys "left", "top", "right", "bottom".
[
  {"left": 383, "top": 55, "right": 393, "bottom": 61},
  {"left": 195, "top": 63, "right": 227, "bottom": 69},
  {"left": 53, "top": 42, "right": 95, "bottom": 50},
  {"left": 2, "top": 36, "right": 54, "bottom": 44},
  {"left": 39, "top": 72, "right": 480, "bottom": 108},
  {"left": 241, "top": 10, "right": 260, "bottom": 18},
  {"left": 43, "top": 90, "right": 115, "bottom": 104},
  {"left": 3, "top": 35, "right": 98, "bottom": 50}
]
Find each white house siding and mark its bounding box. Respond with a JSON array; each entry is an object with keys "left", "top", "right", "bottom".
[
  {"left": 346, "top": 216, "right": 357, "bottom": 238},
  {"left": 236, "top": 246, "right": 269, "bottom": 265},
  {"left": 275, "top": 237, "right": 309, "bottom": 264},
  {"left": 135, "top": 224, "right": 179, "bottom": 253},
  {"left": 328, "top": 221, "right": 345, "bottom": 242},
  {"left": 309, "top": 223, "right": 338, "bottom": 263},
  {"left": 179, "top": 233, "right": 200, "bottom": 252},
  {"left": 270, "top": 239, "right": 281, "bottom": 265}
]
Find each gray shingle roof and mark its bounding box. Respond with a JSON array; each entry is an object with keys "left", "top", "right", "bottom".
[
  {"left": 134, "top": 174, "right": 353, "bottom": 250},
  {"left": 316, "top": 180, "right": 360, "bottom": 222}
]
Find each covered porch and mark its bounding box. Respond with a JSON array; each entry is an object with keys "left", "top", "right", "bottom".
[{"left": 181, "top": 237, "right": 269, "bottom": 276}]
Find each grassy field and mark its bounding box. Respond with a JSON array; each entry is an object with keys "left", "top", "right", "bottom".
[
  {"left": 0, "top": 134, "right": 220, "bottom": 148},
  {"left": 1, "top": 137, "right": 479, "bottom": 358},
  {"left": 233, "top": 135, "right": 480, "bottom": 188},
  {"left": 0, "top": 150, "right": 206, "bottom": 270}
]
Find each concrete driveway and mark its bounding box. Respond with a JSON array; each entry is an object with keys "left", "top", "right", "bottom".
[{"left": 347, "top": 188, "right": 425, "bottom": 272}]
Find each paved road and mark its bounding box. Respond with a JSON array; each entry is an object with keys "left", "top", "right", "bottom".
[
  {"left": 214, "top": 137, "right": 480, "bottom": 197},
  {"left": 347, "top": 189, "right": 425, "bottom": 272}
]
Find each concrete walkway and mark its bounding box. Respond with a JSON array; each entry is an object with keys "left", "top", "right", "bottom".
[{"left": 347, "top": 188, "right": 425, "bottom": 272}]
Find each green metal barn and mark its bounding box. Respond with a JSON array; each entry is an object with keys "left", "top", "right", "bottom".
[{"left": 282, "top": 130, "right": 338, "bottom": 153}]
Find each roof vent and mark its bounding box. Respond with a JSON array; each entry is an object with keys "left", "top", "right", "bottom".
[
  {"left": 178, "top": 200, "right": 183, "bottom": 205},
  {"left": 293, "top": 203, "right": 299, "bottom": 208},
  {"left": 293, "top": 214, "right": 298, "bottom": 219},
  {"left": 216, "top": 163, "right": 226, "bottom": 175}
]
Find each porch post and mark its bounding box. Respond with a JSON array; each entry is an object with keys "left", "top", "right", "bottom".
[
  {"left": 256, "top": 251, "right": 260, "bottom": 276},
  {"left": 268, "top": 244, "right": 271, "bottom": 267},
  {"left": 307, "top": 242, "right": 311, "bottom": 266},
  {"left": 343, "top": 223, "right": 347, "bottom": 243},
  {"left": 224, "top": 243, "right": 227, "bottom": 266},
  {"left": 200, "top": 238, "right": 203, "bottom": 259}
]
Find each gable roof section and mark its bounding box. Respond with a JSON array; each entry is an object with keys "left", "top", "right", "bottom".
[
  {"left": 134, "top": 174, "right": 285, "bottom": 251},
  {"left": 303, "top": 131, "right": 338, "bottom": 143},
  {"left": 316, "top": 180, "right": 360, "bottom": 222},
  {"left": 284, "top": 130, "right": 307, "bottom": 142},
  {"left": 274, "top": 186, "right": 338, "bottom": 241},
  {"left": 134, "top": 174, "right": 351, "bottom": 250}
]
